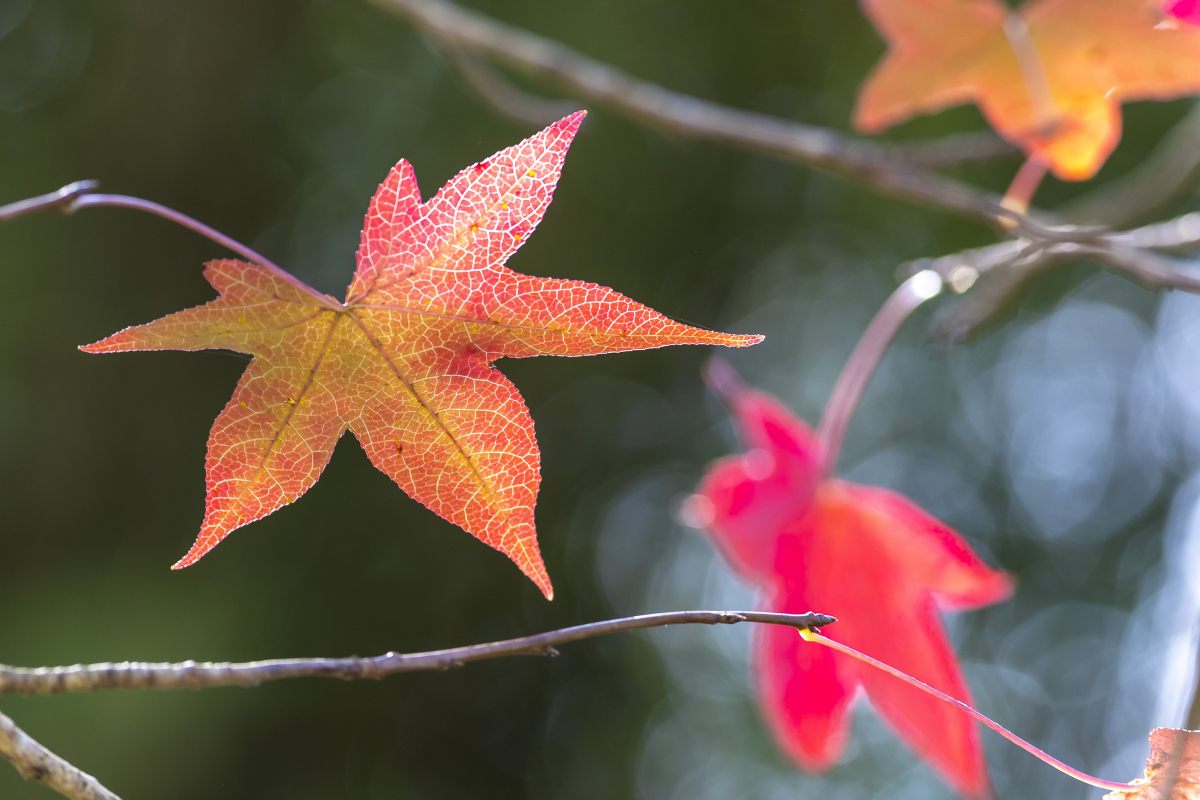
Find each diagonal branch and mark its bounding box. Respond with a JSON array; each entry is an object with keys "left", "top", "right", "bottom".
[
  {"left": 0, "top": 610, "right": 834, "bottom": 695},
  {"left": 0, "top": 710, "right": 121, "bottom": 800},
  {"left": 367, "top": 0, "right": 1017, "bottom": 224},
  {"left": 441, "top": 46, "right": 584, "bottom": 128},
  {"left": 435, "top": 33, "right": 1014, "bottom": 168}
]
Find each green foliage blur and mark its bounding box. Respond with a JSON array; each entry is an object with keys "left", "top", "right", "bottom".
[{"left": 1, "top": 1, "right": 1197, "bottom": 799}]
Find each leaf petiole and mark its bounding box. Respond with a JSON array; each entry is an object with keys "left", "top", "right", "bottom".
[
  {"left": 1000, "top": 156, "right": 1050, "bottom": 219},
  {"left": 798, "top": 627, "right": 1132, "bottom": 791},
  {"left": 0, "top": 181, "right": 341, "bottom": 309},
  {"left": 816, "top": 269, "right": 943, "bottom": 475}
]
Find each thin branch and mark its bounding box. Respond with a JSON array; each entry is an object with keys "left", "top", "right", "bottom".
[
  {"left": 0, "top": 610, "right": 834, "bottom": 695},
  {"left": 888, "top": 130, "right": 1015, "bottom": 169},
  {"left": 0, "top": 184, "right": 343, "bottom": 311},
  {"left": 442, "top": 46, "right": 584, "bottom": 128},
  {"left": 0, "top": 709, "right": 121, "bottom": 800},
  {"left": 439, "top": 37, "right": 1015, "bottom": 167},
  {"left": 922, "top": 103, "right": 1200, "bottom": 331},
  {"left": 899, "top": 210, "right": 1200, "bottom": 342},
  {"left": 0, "top": 181, "right": 98, "bottom": 221},
  {"left": 368, "top": 0, "right": 1018, "bottom": 224}
]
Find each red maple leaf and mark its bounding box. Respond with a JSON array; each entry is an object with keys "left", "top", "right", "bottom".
[
  {"left": 82, "top": 112, "right": 761, "bottom": 599},
  {"left": 690, "top": 362, "right": 1012, "bottom": 798}
]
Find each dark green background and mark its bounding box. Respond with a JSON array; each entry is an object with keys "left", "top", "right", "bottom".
[{"left": 1, "top": 1, "right": 1196, "bottom": 798}]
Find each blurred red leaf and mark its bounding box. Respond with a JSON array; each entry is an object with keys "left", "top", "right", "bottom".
[
  {"left": 1166, "top": 0, "right": 1200, "bottom": 25},
  {"left": 854, "top": 0, "right": 1200, "bottom": 180},
  {"left": 1104, "top": 729, "right": 1200, "bottom": 800},
  {"left": 82, "top": 112, "right": 761, "bottom": 598},
  {"left": 693, "top": 367, "right": 1012, "bottom": 799}
]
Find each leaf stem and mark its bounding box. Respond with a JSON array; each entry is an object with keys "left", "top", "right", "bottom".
[
  {"left": 816, "top": 270, "right": 944, "bottom": 474},
  {"left": 0, "top": 182, "right": 343, "bottom": 310},
  {"left": 69, "top": 193, "right": 283, "bottom": 272},
  {"left": 799, "top": 629, "right": 1132, "bottom": 792},
  {"left": 1000, "top": 157, "right": 1050, "bottom": 219}
]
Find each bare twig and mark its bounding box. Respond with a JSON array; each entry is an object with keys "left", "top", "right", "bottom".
[
  {"left": 900, "top": 211, "right": 1200, "bottom": 342},
  {"left": 439, "top": 39, "right": 1014, "bottom": 167},
  {"left": 0, "top": 180, "right": 98, "bottom": 221},
  {"left": 0, "top": 610, "right": 834, "bottom": 695},
  {"left": 887, "top": 130, "right": 1015, "bottom": 168},
  {"left": 0, "top": 709, "right": 121, "bottom": 800},
  {"left": 442, "top": 46, "right": 584, "bottom": 127},
  {"left": 925, "top": 103, "right": 1200, "bottom": 331},
  {"left": 368, "top": 0, "right": 1017, "bottom": 223}
]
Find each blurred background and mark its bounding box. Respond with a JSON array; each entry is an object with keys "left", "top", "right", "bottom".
[{"left": 1, "top": 1, "right": 1199, "bottom": 798}]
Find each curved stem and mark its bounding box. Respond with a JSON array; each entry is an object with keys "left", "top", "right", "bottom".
[
  {"left": 69, "top": 193, "right": 282, "bottom": 272},
  {"left": 0, "top": 181, "right": 99, "bottom": 221},
  {"left": 0, "top": 183, "right": 343, "bottom": 310},
  {"left": 817, "top": 270, "right": 944, "bottom": 474},
  {"left": 0, "top": 610, "right": 835, "bottom": 695},
  {"left": 1000, "top": 156, "right": 1050, "bottom": 220},
  {"left": 800, "top": 629, "right": 1132, "bottom": 792}
]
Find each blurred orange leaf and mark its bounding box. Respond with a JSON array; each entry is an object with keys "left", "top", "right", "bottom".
[
  {"left": 1104, "top": 729, "right": 1200, "bottom": 800},
  {"left": 81, "top": 112, "right": 760, "bottom": 598},
  {"left": 855, "top": 0, "right": 1200, "bottom": 180}
]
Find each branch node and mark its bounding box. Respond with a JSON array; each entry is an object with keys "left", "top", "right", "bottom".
[{"left": 56, "top": 180, "right": 100, "bottom": 214}]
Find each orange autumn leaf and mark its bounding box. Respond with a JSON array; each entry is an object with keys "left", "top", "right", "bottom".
[
  {"left": 82, "top": 112, "right": 761, "bottom": 599},
  {"left": 1104, "top": 729, "right": 1200, "bottom": 800},
  {"left": 854, "top": 0, "right": 1200, "bottom": 180}
]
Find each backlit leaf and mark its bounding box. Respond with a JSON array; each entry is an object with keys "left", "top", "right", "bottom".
[{"left": 83, "top": 113, "right": 762, "bottom": 598}]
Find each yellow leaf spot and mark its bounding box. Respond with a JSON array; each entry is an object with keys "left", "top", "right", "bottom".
[
  {"left": 237, "top": 317, "right": 245, "bottom": 323},
  {"left": 471, "top": 225, "right": 478, "bottom": 231},
  {"left": 240, "top": 402, "right": 247, "bottom": 407},
  {"left": 501, "top": 203, "right": 508, "bottom": 210},
  {"left": 527, "top": 170, "right": 536, "bottom": 177}
]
